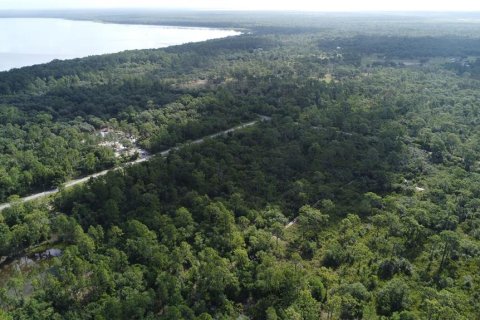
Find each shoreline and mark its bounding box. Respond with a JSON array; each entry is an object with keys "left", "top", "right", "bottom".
[
  {"left": 0, "top": 17, "right": 242, "bottom": 72},
  {"left": 0, "top": 16, "right": 244, "bottom": 32}
]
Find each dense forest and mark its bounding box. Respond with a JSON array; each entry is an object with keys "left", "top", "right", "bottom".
[{"left": 1, "top": 12, "right": 480, "bottom": 320}]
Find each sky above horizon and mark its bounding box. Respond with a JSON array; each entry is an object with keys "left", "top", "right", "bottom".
[{"left": 1, "top": 0, "right": 480, "bottom": 12}]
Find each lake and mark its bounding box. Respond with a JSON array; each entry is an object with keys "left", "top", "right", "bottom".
[{"left": 0, "top": 18, "right": 240, "bottom": 71}]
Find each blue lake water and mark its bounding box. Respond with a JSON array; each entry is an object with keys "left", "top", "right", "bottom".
[{"left": 0, "top": 18, "right": 240, "bottom": 71}]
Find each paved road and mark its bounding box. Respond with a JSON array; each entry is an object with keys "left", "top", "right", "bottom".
[{"left": 0, "top": 118, "right": 268, "bottom": 211}]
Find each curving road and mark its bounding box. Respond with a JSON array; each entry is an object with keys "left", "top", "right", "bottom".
[{"left": 0, "top": 117, "right": 270, "bottom": 211}]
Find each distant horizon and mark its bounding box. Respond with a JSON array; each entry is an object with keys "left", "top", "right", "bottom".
[
  {"left": 2, "top": 8, "right": 480, "bottom": 15},
  {"left": 2, "top": 0, "right": 480, "bottom": 12}
]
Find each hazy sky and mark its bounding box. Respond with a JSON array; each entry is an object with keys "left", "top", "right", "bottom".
[{"left": 2, "top": 0, "right": 480, "bottom": 11}]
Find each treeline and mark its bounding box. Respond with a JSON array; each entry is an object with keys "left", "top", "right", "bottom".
[
  {"left": 320, "top": 35, "right": 480, "bottom": 59},
  {"left": 0, "top": 34, "right": 273, "bottom": 97}
]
